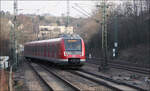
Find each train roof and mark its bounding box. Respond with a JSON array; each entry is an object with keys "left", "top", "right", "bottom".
[
  {"left": 59, "top": 34, "right": 82, "bottom": 39},
  {"left": 25, "top": 34, "right": 82, "bottom": 45},
  {"left": 25, "top": 38, "right": 62, "bottom": 45}
]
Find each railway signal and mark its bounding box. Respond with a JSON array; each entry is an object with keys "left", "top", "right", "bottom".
[{"left": 113, "top": 16, "right": 119, "bottom": 58}]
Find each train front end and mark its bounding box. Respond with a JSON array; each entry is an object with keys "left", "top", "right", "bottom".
[{"left": 60, "top": 38, "right": 86, "bottom": 67}]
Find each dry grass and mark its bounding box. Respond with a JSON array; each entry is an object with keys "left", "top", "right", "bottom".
[{"left": 0, "top": 69, "right": 9, "bottom": 91}]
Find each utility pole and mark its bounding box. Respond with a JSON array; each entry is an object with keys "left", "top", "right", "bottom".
[
  {"left": 65, "top": 0, "right": 70, "bottom": 34},
  {"left": 97, "top": 0, "right": 109, "bottom": 70},
  {"left": 12, "top": 0, "right": 18, "bottom": 69}
]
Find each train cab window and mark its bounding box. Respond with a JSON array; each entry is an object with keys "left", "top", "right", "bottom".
[{"left": 64, "top": 39, "right": 82, "bottom": 51}]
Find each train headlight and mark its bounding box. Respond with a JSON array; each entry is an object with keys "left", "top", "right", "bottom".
[
  {"left": 82, "top": 51, "right": 84, "bottom": 56},
  {"left": 64, "top": 51, "right": 67, "bottom": 56}
]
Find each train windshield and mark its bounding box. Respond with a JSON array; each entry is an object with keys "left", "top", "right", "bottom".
[{"left": 64, "top": 39, "right": 82, "bottom": 51}]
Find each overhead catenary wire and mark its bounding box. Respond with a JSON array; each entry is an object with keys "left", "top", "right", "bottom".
[
  {"left": 71, "top": 6, "right": 100, "bottom": 23},
  {"left": 74, "top": 3, "right": 92, "bottom": 16},
  {"left": 72, "top": 6, "right": 90, "bottom": 17}
]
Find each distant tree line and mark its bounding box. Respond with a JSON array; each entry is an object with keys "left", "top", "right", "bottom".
[{"left": 85, "top": 0, "right": 149, "bottom": 62}]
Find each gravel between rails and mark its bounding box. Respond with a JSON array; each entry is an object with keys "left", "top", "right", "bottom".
[{"left": 31, "top": 63, "right": 79, "bottom": 91}]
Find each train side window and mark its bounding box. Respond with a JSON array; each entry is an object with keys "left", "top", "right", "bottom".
[
  {"left": 49, "top": 44, "right": 51, "bottom": 56},
  {"left": 45, "top": 44, "right": 47, "bottom": 56},
  {"left": 44, "top": 45, "right": 45, "bottom": 56},
  {"left": 33, "top": 45, "right": 34, "bottom": 55},
  {"left": 34, "top": 46, "right": 35, "bottom": 55},
  {"left": 41, "top": 45, "right": 42, "bottom": 56},
  {"left": 40, "top": 45, "right": 42, "bottom": 56},
  {"left": 33, "top": 45, "right": 35, "bottom": 55},
  {"left": 38, "top": 45, "right": 39, "bottom": 55},
  {"left": 41, "top": 45, "right": 42, "bottom": 55},
  {"left": 41, "top": 45, "right": 43, "bottom": 56},
  {"left": 53, "top": 44, "right": 55, "bottom": 57},
  {"left": 40, "top": 45, "right": 41, "bottom": 56},
  {"left": 54, "top": 44, "right": 56, "bottom": 57},
  {"left": 55, "top": 44, "right": 58, "bottom": 55},
  {"left": 51, "top": 44, "right": 53, "bottom": 56},
  {"left": 35, "top": 45, "right": 37, "bottom": 55},
  {"left": 47, "top": 44, "right": 48, "bottom": 57},
  {"left": 43, "top": 45, "right": 44, "bottom": 56},
  {"left": 52, "top": 44, "right": 54, "bottom": 55}
]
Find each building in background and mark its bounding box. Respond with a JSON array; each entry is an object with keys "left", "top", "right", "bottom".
[{"left": 38, "top": 25, "right": 74, "bottom": 39}]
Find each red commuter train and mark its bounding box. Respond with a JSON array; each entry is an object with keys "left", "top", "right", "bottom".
[{"left": 24, "top": 34, "right": 86, "bottom": 67}]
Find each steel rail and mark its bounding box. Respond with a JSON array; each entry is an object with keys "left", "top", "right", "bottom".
[
  {"left": 79, "top": 69, "right": 148, "bottom": 91},
  {"left": 69, "top": 71, "right": 121, "bottom": 91},
  {"left": 87, "top": 59, "right": 150, "bottom": 74},
  {"left": 87, "top": 58, "right": 150, "bottom": 68},
  {"left": 26, "top": 61, "right": 53, "bottom": 91},
  {"left": 109, "top": 63, "right": 150, "bottom": 74},
  {"left": 40, "top": 65, "right": 81, "bottom": 91},
  {"left": 28, "top": 61, "right": 80, "bottom": 91},
  {"left": 69, "top": 69, "right": 147, "bottom": 91}
]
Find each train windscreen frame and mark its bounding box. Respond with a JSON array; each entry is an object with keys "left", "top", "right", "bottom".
[{"left": 64, "top": 39, "right": 82, "bottom": 51}]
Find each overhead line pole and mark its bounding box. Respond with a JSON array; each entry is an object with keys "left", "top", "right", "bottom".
[
  {"left": 103, "top": 0, "right": 108, "bottom": 69},
  {"left": 66, "top": 0, "right": 69, "bottom": 27},
  {"left": 97, "top": 0, "right": 109, "bottom": 70},
  {"left": 12, "top": 0, "right": 18, "bottom": 70}
]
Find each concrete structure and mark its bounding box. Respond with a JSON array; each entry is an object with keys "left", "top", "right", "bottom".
[
  {"left": 38, "top": 25, "right": 74, "bottom": 39},
  {"left": 0, "top": 56, "right": 9, "bottom": 69}
]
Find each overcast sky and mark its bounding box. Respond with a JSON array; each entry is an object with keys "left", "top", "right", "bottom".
[{"left": 1, "top": 1, "right": 99, "bottom": 18}]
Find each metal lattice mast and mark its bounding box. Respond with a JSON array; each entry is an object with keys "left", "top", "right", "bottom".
[
  {"left": 99, "top": 0, "right": 108, "bottom": 69},
  {"left": 103, "top": 0, "right": 108, "bottom": 68},
  {"left": 12, "top": 0, "right": 18, "bottom": 69},
  {"left": 66, "top": 0, "right": 70, "bottom": 27}
]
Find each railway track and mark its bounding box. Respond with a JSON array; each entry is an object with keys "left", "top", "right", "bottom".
[
  {"left": 27, "top": 61, "right": 148, "bottom": 91},
  {"left": 27, "top": 61, "right": 80, "bottom": 91},
  {"left": 87, "top": 58, "right": 150, "bottom": 75},
  {"left": 109, "top": 63, "right": 150, "bottom": 74},
  {"left": 69, "top": 69, "right": 147, "bottom": 91},
  {"left": 43, "top": 64, "right": 146, "bottom": 91}
]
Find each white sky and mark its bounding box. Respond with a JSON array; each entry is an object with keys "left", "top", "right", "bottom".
[{"left": 1, "top": 1, "right": 98, "bottom": 18}]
